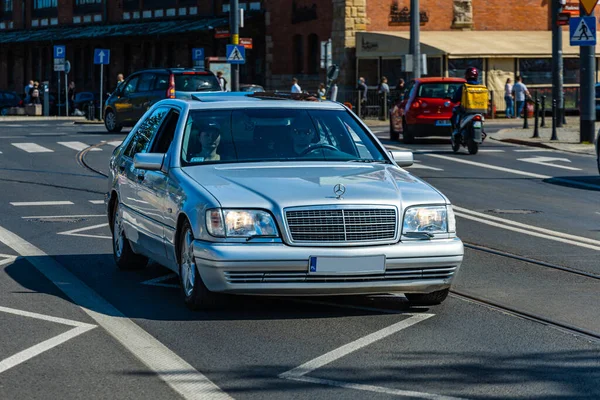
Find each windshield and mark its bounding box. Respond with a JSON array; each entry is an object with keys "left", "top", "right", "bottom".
[
  {"left": 180, "top": 109, "right": 388, "bottom": 165},
  {"left": 418, "top": 83, "right": 462, "bottom": 99},
  {"left": 175, "top": 74, "right": 220, "bottom": 92}
]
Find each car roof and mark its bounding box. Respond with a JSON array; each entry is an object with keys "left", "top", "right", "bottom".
[
  {"left": 156, "top": 94, "right": 346, "bottom": 111},
  {"left": 130, "top": 68, "right": 215, "bottom": 75},
  {"left": 416, "top": 77, "right": 466, "bottom": 83}
]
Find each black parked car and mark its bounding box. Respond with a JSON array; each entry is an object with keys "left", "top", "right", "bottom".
[
  {"left": 103, "top": 68, "right": 221, "bottom": 132},
  {"left": 0, "top": 90, "right": 22, "bottom": 115}
]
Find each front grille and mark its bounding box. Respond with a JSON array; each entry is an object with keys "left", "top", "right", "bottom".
[
  {"left": 286, "top": 208, "right": 397, "bottom": 243},
  {"left": 224, "top": 266, "right": 456, "bottom": 284}
]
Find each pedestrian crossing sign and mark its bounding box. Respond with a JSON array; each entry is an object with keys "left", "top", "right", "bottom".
[
  {"left": 569, "top": 16, "right": 596, "bottom": 46},
  {"left": 226, "top": 45, "right": 246, "bottom": 64}
]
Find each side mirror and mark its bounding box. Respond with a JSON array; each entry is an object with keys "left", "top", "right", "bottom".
[
  {"left": 134, "top": 153, "right": 165, "bottom": 171},
  {"left": 389, "top": 151, "right": 413, "bottom": 167}
]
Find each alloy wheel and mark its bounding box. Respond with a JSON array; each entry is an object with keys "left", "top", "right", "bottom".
[{"left": 180, "top": 229, "right": 196, "bottom": 297}]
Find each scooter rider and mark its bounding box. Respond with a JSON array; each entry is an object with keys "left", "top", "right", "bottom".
[{"left": 451, "top": 67, "right": 481, "bottom": 136}]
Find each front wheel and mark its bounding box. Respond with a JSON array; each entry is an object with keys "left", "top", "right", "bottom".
[
  {"left": 105, "top": 110, "right": 123, "bottom": 133},
  {"left": 467, "top": 139, "right": 479, "bottom": 155},
  {"left": 178, "top": 221, "right": 222, "bottom": 310},
  {"left": 405, "top": 288, "right": 449, "bottom": 306}
]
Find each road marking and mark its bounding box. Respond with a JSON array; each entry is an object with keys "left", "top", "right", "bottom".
[
  {"left": 0, "top": 306, "right": 96, "bottom": 375},
  {"left": 141, "top": 274, "right": 179, "bottom": 288},
  {"left": 426, "top": 154, "right": 551, "bottom": 179},
  {"left": 280, "top": 314, "right": 433, "bottom": 379},
  {"left": 89, "top": 200, "right": 105, "bottom": 204},
  {"left": 11, "top": 143, "right": 54, "bottom": 153},
  {"left": 11, "top": 201, "right": 74, "bottom": 206},
  {"left": 477, "top": 149, "right": 505, "bottom": 153},
  {"left": 105, "top": 140, "right": 123, "bottom": 147},
  {"left": 0, "top": 253, "right": 17, "bottom": 267},
  {"left": 57, "top": 223, "right": 111, "bottom": 239},
  {"left": 284, "top": 376, "right": 465, "bottom": 400},
  {"left": 407, "top": 161, "right": 444, "bottom": 171},
  {"left": 58, "top": 141, "right": 101, "bottom": 152},
  {"left": 0, "top": 223, "right": 231, "bottom": 399},
  {"left": 518, "top": 156, "right": 582, "bottom": 171},
  {"left": 513, "top": 149, "right": 554, "bottom": 152},
  {"left": 22, "top": 214, "right": 105, "bottom": 219},
  {"left": 453, "top": 206, "right": 600, "bottom": 251}
]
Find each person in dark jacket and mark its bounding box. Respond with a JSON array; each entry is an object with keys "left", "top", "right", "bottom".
[{"left": 452, "top": 67, "right": 480, "bottom": 134}]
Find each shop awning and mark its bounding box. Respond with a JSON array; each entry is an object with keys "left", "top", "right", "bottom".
[
  {"left": 0, "top": 17, "right": 228, "bottom": 44},
  {"left": 357, "top": 31, "right": 599, "bottom": 58}
]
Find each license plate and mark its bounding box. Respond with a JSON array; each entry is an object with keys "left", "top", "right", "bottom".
[
  {"left": 435, "top": 120, "right": 451, "bottom": 126},
  {"left": 308, "top": 255, "right": 385, "bottom": 275},
  {"left": 473, "top": 121, "right": 482, "bottom": 128}
]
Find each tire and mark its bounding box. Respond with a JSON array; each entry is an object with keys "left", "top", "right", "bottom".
[
  {"left": 112, "top": 203, "right": 148, "bottom": 270},
  {"left": 178, "top": 220, "right": 222, "bottom": 310},
  {"left": 405, "top": 288, "right": 450, "bottom": 306},
  {"left": 105, "top": 109, "right": 123, "bottom": 133},
  {"left": 390, "top": 119, "right": 400, "bottom": 141},
  {"left": 402, "top": 120, "right": 415, "bottom": 144},
  {"left": 467, "top": 139, "right": 479, "bottom": 155},
  {"left": 451, "top": 133, "right": 461, "bottom": 153}
]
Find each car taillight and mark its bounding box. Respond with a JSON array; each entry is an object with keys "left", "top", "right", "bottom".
[
  {"left": 473, "top": 115, "right": 482, "bottom": 121},
  {"left": 411, "top": 100, "right": 421, "bottom": 109},
  {"left": 167, "top": 74, "right": 175, "bottom": 99}
]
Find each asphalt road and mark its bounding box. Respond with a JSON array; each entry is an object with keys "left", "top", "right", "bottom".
[{"left": 0, "top": 120, "right": 599, "bottom": 400}]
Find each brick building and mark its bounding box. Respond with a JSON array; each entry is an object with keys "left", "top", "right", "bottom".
[{"left": 0, "top": 0, "right": 265, "bottom": 98}]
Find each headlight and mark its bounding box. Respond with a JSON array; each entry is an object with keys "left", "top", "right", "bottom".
[
  {"left": 206, "top": 209, "right": 279, "bottom": 238},
  {"left": 402, "top": 205, "right": 455, "bottom": 235}
]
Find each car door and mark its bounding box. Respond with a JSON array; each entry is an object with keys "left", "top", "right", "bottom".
[
  {"left": 118, "top": 106, "right": 170, "bottom": 258},
  {"left": 131, "top": 73, "right": 156, "bottom": 121},
  {"left": 114, "top": 75, "right": 139, "bottom": 124}
]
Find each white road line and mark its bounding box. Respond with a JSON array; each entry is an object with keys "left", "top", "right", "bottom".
[
  {"left": 89, "top": 200, "right": 105, "bottom": 204},
  {"left": 408, "top": 163, "right": 444, "bottom": 171},
  {"left": 0, "top": 306, "right": 97, "bottom": 328},
  {"left": 0, "top": 254, "right": 17, "bottom": 267},
  {"left": 477, "top": 149, "right": 505, "bottom": 153},
  {"left": 11, "top": 201, "right": 74, "bottom": 206},
  {"left": 22, "top": 214, "right": 105, "bottom": 219},
  {"left": 0, "top": 223, "right": 231, "bottom": 399},
  {"left": 105, "top": 140, "right": 123, "bottom": 147},
  {"left": 284, "top": 376, "right": 465, "bottom": 400},
  {"left": 57, "top": 223, "right": 111, "bottom": 239},
  {"left": 454, "top": 212, "right": 600, "bottom": 251},
  {"left": 141, "top": 274, "right": 180, "bottom": 289},
  {"left": 11, "top": 143, "right": 54, "bottom": 153},
  {"left": 279, "top": 314, "right": 433, "bottom": 379},
  {"left": 518, "top": 156, "right": 582, "bottom": 171},
  {"left": 453, "top": 206, "right": 600, "bottom": 247},
  {"left": 425, "top": 154, "right": 551, "bottom": 179},
  {"left": 58, "top": 141, "right": 101, "bottom": 152},
  {"left": 513, "top": 149, "right": 554, "bottom": 152}
]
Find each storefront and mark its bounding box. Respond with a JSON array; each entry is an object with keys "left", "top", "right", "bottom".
[{"left": 356, "top": 31, "right": 600, "bottom": 112}]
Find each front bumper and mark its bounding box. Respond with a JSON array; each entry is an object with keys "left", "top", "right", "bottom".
[{"left": 193, "top": 238, "right": 463, "bottom": 296}]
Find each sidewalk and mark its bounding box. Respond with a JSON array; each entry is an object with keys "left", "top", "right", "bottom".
[{"left": 487, "top": 116, "right": 597, "bottom": 156}]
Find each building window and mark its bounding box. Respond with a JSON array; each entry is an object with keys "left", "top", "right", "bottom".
[
  {"left": 448, "top": 58, "right": 483, "bottom": 79},
  {"left": 307, "top": 34, "right": 319, "bottom": 75},
  {"left": 519, "top": 58, "right": 580, "bottom": 85},
  {"left": 34, "top": 0, "right": 57, "bottom": 8},
  {"left": 33, "top": 0, "right": 57, "bottom": 18},
  {"left": 293, "top": 34, "right": 304, "bottom": 74},
  {"left": 1, "top": 0, "right": 13, "bottom": 20},
  {"left": 74, "top": 0, "right": 102, "bottom": 15}
]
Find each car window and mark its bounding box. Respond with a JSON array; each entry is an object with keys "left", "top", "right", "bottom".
[
  {"left": 417, "top": 83, "right": 462, "bottom": 99},
  {"left": 150, "top": 109, "right": 180, "bottom": 154},
  {"left": 180, "top": 109, "right": 388, "bottom": 165},
  {"left": 123, "top": 107, "right": 170, "bottom": 158},
  {"left": 174, "top": 74, "right": 220, "bottom": 92},
  {"left": 123, "top": 76, "right": 140, "bottom": 95},
  {"left": 154, "top": 74, "right": 169, "bottom": 90},
  {"left": 137, "top": 73, "right": 156, "bottom": 92}
]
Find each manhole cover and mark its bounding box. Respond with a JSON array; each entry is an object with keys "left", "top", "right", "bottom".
[
  {"left": 27, "top": 217, "right": 87, "bottom": 223},
  {"left": 486, "top": 209, "right": 540, "bottom": 215}
]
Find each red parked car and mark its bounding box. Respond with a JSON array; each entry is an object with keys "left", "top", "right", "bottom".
[{"left": 391, "top": 77, "right": 466, "bottom": 144}]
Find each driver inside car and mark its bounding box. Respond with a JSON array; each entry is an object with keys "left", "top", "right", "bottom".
[
  {"left": 291, "top": 126, "right": 318, "bottom": 156},
  {"left": 189, "top": 121, "right": 222, "bottom": 162}
]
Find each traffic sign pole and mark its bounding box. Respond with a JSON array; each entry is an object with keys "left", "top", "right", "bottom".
[
  {"left": 552, "top": 0, "right": 565, "bottom": 128},
  {"left": 100, "top": 64, "right": 103, "bottom": 121},
  {"left": 579, "top": 6, "right": 596, "bottom": 143},
  {"left": 230, "top": 0, "right": 240, "bottom": 91}
]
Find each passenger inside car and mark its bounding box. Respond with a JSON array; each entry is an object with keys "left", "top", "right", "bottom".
[{"left": 188, "top": 121, "right": 222, "bottom": 162}]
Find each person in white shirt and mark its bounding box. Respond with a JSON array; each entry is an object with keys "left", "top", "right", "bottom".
[
  {"left": 512, "top": 76, "right": 530, "bottom": 118},
  {"left": 504, "top": 78, "right": 514, "bottom": 119},
  {"left": 291, "top": 78, "right": 302, "bottom": 93}
]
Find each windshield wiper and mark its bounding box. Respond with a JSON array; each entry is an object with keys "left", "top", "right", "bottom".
[{"left": 347, "top": 159, "right": 391, "bottom": 164}]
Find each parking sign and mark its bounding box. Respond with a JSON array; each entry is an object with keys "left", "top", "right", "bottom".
[{"left": 54, "top": 45, "right": 65, "bottom": 59}]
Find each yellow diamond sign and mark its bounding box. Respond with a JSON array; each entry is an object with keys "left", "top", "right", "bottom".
[{"left": 580, "top": 0, "right": 598, "bottom": 15}]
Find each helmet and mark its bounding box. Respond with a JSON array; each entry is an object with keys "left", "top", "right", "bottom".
[{"left": 465, "top": 67, "right": 478, "bottom": 82}]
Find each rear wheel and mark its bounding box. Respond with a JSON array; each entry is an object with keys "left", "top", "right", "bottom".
[
  {"left": 402, "top": 119, "right": 415, "bottom": 144},
  {"left": 467, "top": 139, "right": 479, "bottom": 155},
  {"left": 105, "top": 109, "right": 123, "bottom": 133},
  {"left": 405, "top": 288, "right": 449, "bottom": 306},
  {"left": 178, "top": 221, "right": 222, "bottom": 310},
  {"left": 112, "top": 203, "right": 148, "bottom": 270}
]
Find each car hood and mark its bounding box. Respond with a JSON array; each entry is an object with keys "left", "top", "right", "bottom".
[{"left": 182, "top": 162, "right": 447, "bottom": 210}]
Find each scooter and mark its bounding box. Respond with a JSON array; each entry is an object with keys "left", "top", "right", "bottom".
[{"left": 451, "top": 113, "right": 486, "bottom": 155}]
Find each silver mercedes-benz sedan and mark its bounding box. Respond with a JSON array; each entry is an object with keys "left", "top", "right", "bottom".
[{"left": 106, "top": 93, "right": 464, "bottom": 310}]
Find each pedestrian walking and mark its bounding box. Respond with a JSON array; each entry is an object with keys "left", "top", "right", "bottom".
[
  {"left": 216, "top": 71, "right": 227, "bottom": 91},
  {"left": 317, "top": 83, "right": 326, "bottom": 100},
  {"left": 377, "top": 77, "right": 390, "bottom": 119},
  {"left": 512, "top": 76, "right": 530, "bottom": 118},
  {"left": 29, "top": 82, "right": 41, "bottom": 105},
  {"left": 357, "top": 77, "right": 368, "bottom": 117},
  {"left": 291, "top": 78, "right": 302, "bottom": 93},
  {"left": 504, "top": 78, "right": 514, "bottom": 118},
  {"left": 24, "top": 80, "right": 34, "bottom": 104},
  {"left": 68, "top": 81, "right": 76, "bottom": 111}
]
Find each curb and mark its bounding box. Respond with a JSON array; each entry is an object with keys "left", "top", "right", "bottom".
[{"left": 0, "top": 116, "right": 86, "bottom": 122}]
